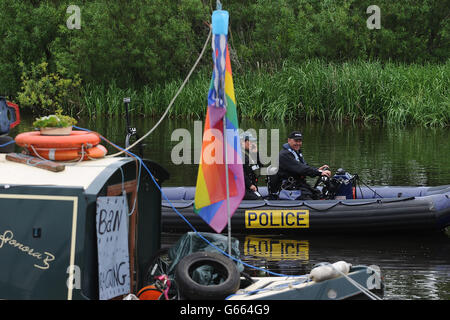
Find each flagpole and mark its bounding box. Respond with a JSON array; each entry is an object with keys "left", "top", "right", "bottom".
[
  {"left": 223, "top": 115, "right": 232, "bottom": 257},
  {"left": 215, "top": 0, "right": 232, "bottom": 257}
]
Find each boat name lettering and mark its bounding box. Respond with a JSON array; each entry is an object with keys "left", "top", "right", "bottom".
[
  {"left": 0, "top": 229, "right": 55, "bottom": 270},
  {"left": 245, "top": 210, "right": 309, "bottom": 228}
]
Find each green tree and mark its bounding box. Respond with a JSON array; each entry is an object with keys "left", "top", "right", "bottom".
[
  {"left": 50, "top": 0, "right": 209, "bottom": 88},
  {"left": 0, "top": 1, "right": 62, "bottom": 95},
  {"left": 0, "top": 0, "right": 448, "bottom": 99}
]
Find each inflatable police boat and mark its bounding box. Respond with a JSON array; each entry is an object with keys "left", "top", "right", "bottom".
[{"left": 161, "top": 171, "right": 450, "bottom": 234}]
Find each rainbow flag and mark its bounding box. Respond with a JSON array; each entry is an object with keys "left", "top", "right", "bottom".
[{"left": 194, "top": 10, "right": 245, "bottom": 233}]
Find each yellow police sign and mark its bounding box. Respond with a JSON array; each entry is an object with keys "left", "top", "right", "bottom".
[{"left": 245, "top": 210, "right": 309, "bottom": 228}]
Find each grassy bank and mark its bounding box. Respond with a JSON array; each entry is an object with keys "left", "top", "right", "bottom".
[{"left": 80, "top": 60, "right": 449, "bottom": 127}]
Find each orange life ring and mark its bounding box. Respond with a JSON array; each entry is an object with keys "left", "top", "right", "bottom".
[
  {"left": 28, "top": 144, "right": 107, "bottom": 161},
  {"left": 15, "top": 130, "right": 101, "bottom": 148}
]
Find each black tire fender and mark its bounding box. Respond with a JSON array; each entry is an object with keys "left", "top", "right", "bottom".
[{"left": 174, "top": 251, "right": 240, "bottom": 300}]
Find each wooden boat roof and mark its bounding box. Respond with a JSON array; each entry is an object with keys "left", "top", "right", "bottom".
[{"left": 0, "top": 154, "right": 131, "bottom": 190}]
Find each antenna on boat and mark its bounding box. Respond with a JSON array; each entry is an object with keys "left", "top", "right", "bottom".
[{"left": 123, "top": 97, "right": 144, "bottom": 158}]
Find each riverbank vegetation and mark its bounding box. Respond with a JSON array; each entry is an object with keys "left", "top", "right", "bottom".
[
  {"left": 0, "top": 0, "right": 448, "bottom": 126},
  {"left": 80, "top": 60, "right": 450, "bottom": 127}
]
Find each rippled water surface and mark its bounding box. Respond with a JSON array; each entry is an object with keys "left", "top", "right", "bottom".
[{"left": 16, "top": 116, "right": 449, "bottom": 187}]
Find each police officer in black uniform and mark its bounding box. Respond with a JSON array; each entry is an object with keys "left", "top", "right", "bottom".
[
  {"left": 270, "top": 131, "right": 331, "bottom": 200},
  {"left": 242, "top": 132, "right": 263, "bottom": 200}
]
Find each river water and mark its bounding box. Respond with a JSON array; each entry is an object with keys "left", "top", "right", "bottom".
[{"left": 15, "top": 115, "right": 450, "bottom": 299}]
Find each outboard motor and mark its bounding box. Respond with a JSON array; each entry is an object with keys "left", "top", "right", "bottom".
[{"left": 333, "top": 168, "right": 354, "bottom": 199}]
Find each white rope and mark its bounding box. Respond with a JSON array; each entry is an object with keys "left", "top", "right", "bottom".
[
  {"left": 106, "top": 28, "right": 212, "bottom": 158},
  {"left": 326, "top": 263, "right": 383, "bottom": 300},
  {"left": 29, "top": 144, "right": 50, "bottom": 161},
  {"left": 30, "top": 143, "right": 88, "bottom": 165}
]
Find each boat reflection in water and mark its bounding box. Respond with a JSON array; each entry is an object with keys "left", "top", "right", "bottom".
[{"left": 243, "top": 236, "right": 310, "bottom": 261}]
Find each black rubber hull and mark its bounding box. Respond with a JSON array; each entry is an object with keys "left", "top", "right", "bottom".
[{"left": 161, "top": 185, "right": 450, "bottom": 235}]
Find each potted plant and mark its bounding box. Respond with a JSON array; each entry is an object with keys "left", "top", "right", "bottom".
[{"left": 33, "top": 108, "right": 77, "bottom": 136}]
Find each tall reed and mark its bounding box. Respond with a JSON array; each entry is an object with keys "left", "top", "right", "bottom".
[{"left": 80, "top": 60, "right": 449, "bottom": 127}]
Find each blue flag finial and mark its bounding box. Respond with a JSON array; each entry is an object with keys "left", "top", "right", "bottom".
[{"left": 212, "top": 10, "right": 228, "bottom": 35}]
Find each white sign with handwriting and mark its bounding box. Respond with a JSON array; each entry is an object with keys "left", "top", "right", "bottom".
[{"left": 96, "top": 196, "right": 130, "bottom": 300}]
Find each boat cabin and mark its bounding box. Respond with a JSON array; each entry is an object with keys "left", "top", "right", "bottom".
[{"left": 0, "top": 154, "right": 168, "bottom": 299}]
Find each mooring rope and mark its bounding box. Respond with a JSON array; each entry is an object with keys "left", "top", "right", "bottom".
[{"left": 106, "top": 28, "right": 212, "bottom": 158}]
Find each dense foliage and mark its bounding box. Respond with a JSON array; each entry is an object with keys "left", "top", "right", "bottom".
[
  {"left": 17, "top": 61, "right": 82, "bottom": 114},
  {"left": 0, "top": 0, "right": 209, "bottom": 95},
  {"left": 0, "top": 0, "right": 448, "bottom": 125}
]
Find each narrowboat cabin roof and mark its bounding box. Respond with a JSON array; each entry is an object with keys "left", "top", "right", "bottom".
[{"left": 0, "top": 154, "right": 132, "bottom": 190}]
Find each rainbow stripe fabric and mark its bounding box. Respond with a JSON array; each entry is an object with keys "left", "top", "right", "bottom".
[{"left": 194, "top": 11, "right": 245, "bottom": 233}]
